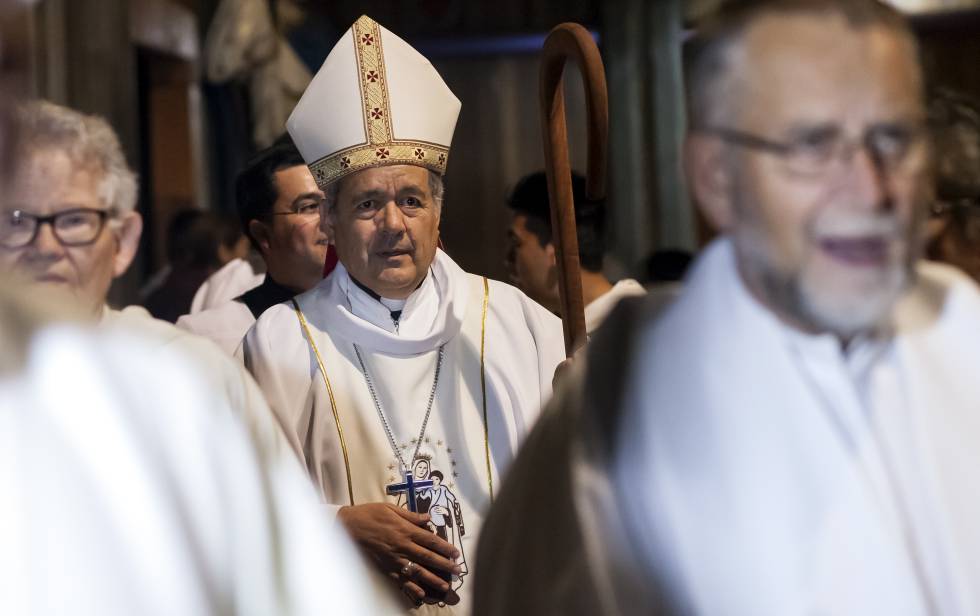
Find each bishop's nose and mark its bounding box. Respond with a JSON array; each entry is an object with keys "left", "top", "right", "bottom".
[{"left": 379, "top": 201, "right": 407, "bottom": 234}]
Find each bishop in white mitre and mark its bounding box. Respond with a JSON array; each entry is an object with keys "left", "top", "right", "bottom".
[{"left": 241, "top": 15, "right": 564, "bottom": 613}]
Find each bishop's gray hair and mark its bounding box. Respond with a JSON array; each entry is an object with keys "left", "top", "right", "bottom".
[
  {"left": 15, "top": 100, "right": 138, "bottom": 216},
  {"left": 323, "top": 168, "right": 445, "bottom": 213},
  {"left": 685, "top": 0, "right": 918, "bottom": 129}
]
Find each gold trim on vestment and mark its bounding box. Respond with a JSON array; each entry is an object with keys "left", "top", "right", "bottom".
[
  {"left": 292, "top": 299, "right": 355, "bottom": 506},
  {"left": 305, "top": 15, "right": 451, "bottom": 188},
  {"left": 480, "top": 276, "right": 493, "bottom": 502},
  {"left": 292, "top": 278, "right": 492, "bottom": 506}
]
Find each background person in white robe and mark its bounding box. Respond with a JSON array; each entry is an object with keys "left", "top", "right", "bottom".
[
  {"left": 178, "top": 137, "right": 328, "bottom": 354},
  {"left": 505, "top": 170, "right": 646, "bottom": 334},
  {"left": 0, "top": 281, "right": 396, "bottom": 616},
  {"left": 0, "top": 100, "right": 283, "bottom": 444},
  {"left": 188, "top": 254, "right": 264, "bottom": 314},
  {"left": 242, "top": 15, "right": 564, "bottom": 613},
  {"left": 479, "top": 1, "right": 980, "bottom": 614}
]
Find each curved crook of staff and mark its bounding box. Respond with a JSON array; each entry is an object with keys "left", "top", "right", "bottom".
[{"left": 539, "top": 22, "right": 609, "bottom": 358}]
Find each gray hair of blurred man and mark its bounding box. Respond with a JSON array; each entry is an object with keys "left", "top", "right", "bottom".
[
  {"left": 684, "top": 0, "right": 919, "bottom": 131},
  {"left": 14, "top": 100, "right": 138, "bottom": 221}
]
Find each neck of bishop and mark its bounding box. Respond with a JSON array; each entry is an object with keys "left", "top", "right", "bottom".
[{"left": 344, "top": 269, "right": 437, "bottom": 337}]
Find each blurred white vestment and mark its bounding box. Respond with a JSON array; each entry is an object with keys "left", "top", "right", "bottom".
[
  {"left": 103, "top": 305, "right": 281, "bottom": 447},
  {"left": 190, "top": 257, "right": 263, "bottom": 314},
  {"left": 178, "top": 299, "right": 257, "bottom": 356},
  {"left": 616, "top": 238, "right": 980, "bottom": 615},
  {"left": 584, "top": 278, "right": 646, "bottom": 334},
  {"left": 0, "top": 323, "right": 397, "bottom": 615}
]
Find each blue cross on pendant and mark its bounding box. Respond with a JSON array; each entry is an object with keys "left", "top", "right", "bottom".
[{"left": 386, "top": 470, "right": 434, "bottom": 513}]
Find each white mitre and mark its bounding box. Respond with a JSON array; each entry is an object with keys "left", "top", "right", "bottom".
[{"left": 287, "top": 14, "right": 461, "bottom": 188}]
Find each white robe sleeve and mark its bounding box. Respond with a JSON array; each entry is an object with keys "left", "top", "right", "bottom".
[
  {"left": 105, "top": 306, "right": 291, "bottom": 459},
  {"left": 176, "top": 300, "right": 256, "bottom": 356},
  {"left": 240, "top": 303, "right": 317, "bottom": 466},
  {"left": 508, "top": 282, "right": 566, "bottom": 406}
]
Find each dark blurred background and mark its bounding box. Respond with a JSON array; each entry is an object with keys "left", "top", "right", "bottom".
[{"left": 12, "top": 0, "right": 980, "bottom": 304}]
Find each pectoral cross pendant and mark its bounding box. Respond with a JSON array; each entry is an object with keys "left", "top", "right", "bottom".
[{"left": 386, "top": 470, "right": 434, "bottom": 513}]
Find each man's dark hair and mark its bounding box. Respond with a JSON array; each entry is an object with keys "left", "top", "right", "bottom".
[
  {"left": 430, "top": 470, "right": 444, "bottom": 481},
  {"left": 235, "top": 134, "right": 307, "bottom": 251},
  {"left": 506, "top": 171, "right": 606, "bottom": 272},
  {"left": 930, "top": 88, "right": 980, "bottom": 201},
  {"left": 925, "top": 88, "right": 980, "bottom": 279},
  {"left": 685, "top": 0, "right": 916, "bottom": 129}
]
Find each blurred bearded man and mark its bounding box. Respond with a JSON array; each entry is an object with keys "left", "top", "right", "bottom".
[
  {"left": 475, "top": 2, "right": 980, "bottom": 615},
  {"left": 241, "top": 15, "right": 564, "bottom": 613}
]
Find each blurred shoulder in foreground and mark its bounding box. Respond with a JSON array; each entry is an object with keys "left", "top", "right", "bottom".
[{"left": 0, "top": 280, "right": 397, "bottom": 616}]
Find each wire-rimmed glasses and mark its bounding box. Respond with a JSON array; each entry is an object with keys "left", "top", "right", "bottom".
[{"left": 701, "top": 122, "right": 929, "bottom": 178}]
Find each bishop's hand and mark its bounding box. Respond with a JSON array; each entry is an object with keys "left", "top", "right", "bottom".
[{"left": 337, "top": 502, "right": 462, "bottom": 607}]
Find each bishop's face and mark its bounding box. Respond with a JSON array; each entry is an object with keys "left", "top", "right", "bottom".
[{"left": 327, "top": 165, "right": 441, "bottom": 299}]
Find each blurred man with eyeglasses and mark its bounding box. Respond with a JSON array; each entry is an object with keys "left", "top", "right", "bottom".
[
  {"left": 0, "top": 100, "right": 291, "bottom": 455},
  {"left": 475, "top": 2, "right": 980, "bottom": 615},
  {"left": 0, "top": 101, "right": 142, "bottom": 315},
  {"left": 177, "top": 138, "right": 329, "bottom": 354}
]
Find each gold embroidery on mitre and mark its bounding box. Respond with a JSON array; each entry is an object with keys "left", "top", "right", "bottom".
[
  {"left": 353, "top": 16, "right": 393, "bottom": 145},
  {"left": 306, "top": 15, "right": 452, "bottom": 188},
  {"left": 308, "top": 141, "right": 450, "bottom": 189}
]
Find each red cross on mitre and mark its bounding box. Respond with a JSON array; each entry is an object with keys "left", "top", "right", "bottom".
[
  {"left": 361, "top": 33, "right": 374, "bottom": 45},
  {"left": 340, "top": 156, "right": 352, "bottom": 169},
  {"left": 414, "top": 148, "right": 425, "bottom": 160},
  {"left": 365, "top": 70, "right": 379, "bottom": 83},
  {"left": 438, "top": 153, "right": 447, "bottom": 165},
  {"left": 370, "top": 107, "right": 384, "bottom": 120},
  {"left": 375, "top": 148, "right": 390, "bottom": 159}
]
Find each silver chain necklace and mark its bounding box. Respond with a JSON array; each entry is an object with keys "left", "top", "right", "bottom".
[{"left": 352, "top": 343, "right": 445, "bottom": 474}]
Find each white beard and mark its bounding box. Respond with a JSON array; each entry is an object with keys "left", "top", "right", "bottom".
[{"left": 736, "top": 213, "right": 913, "bottom": 338}]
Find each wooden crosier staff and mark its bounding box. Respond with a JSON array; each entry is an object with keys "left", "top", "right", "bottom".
[{"left": 539, "top": 22, "right": 609, "bottom": 357}]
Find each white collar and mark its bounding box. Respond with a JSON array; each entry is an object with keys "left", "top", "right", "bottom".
[
  {"left": 297, "top": 249, "right": 470, "bottom": 356},
  {"left": 341, "top": 270, "right": 438, "bottom": 337}
]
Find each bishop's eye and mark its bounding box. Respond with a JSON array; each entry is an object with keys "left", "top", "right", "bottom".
[
  {"left": 403, "top": 196, "right": 421, "bottom": 208},
  {"left": 354, "top": 200, "right": 374, "bottom": 212}
]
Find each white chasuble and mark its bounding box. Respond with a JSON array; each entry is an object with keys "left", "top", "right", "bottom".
[
  {"left": 614, "top": 239, "right": 980, "bottom": 616},
  {"left": 243, "top": 249, "right": 564, "bottom": 613}
]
